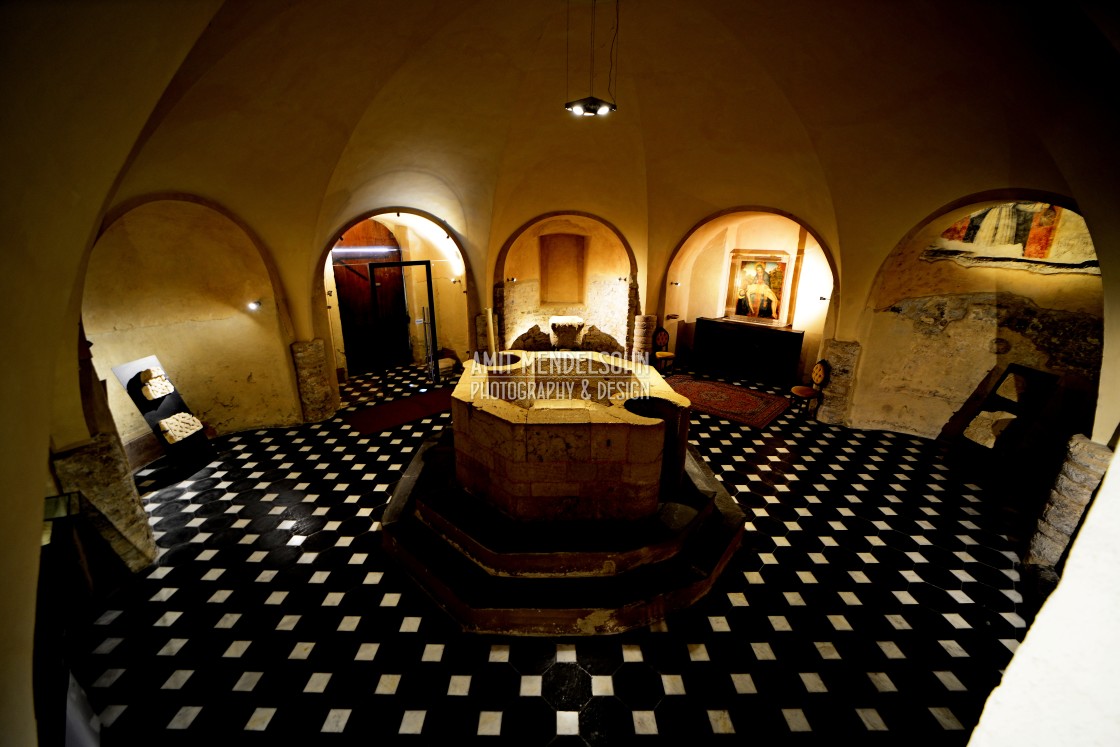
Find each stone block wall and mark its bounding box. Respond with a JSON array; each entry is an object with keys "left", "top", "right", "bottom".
[
  {"left": 1025, "top": 434, "right": 1113, "bottom": 574},
  {"left": 452, "top": 397, "right": 665, "bottom": 521},
  {"left": 816, "top": 339, "right": 861, "bottom": 424},
  {"left": 291, "top": 339, "right": 335, "bottom": 422},
  {"left": 52, "top": 432, "right": 157, "bottom": 572},
  {"left": 450, "top": 351, "right": 689, "bottom": 522}
]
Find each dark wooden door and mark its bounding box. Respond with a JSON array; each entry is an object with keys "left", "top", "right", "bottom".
[
  {"left": 333, "top": 261, "right": 413, "bottom": 374},
  {"left": 333, "top": 263, "right": 377, "bottom": 374},
  {"left": 371, "top": 264, "right": 412, "bottom": 368}
]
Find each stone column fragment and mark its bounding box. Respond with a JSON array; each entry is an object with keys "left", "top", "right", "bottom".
[
  {"left": 52, "top": 432, "right": 157, "bottom": 572},
  {"left": 1025, "top": 434, "right": 1113, "bottom": 572},
  {"left": 816, "top": 339, "right": 861, "bottom": 424},
  {"left": 633, "top": 315, "right": 657, "bottom": 363},
  {"left": 291, "top": 339, "right": 335, "bottom": 422}
]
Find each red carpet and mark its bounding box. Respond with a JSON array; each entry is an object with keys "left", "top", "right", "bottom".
[
  {"left": 341, "top": 388, "right": 453, "bottom": 434},
  {"left": 665, "top": 375, "right": 789, "bottom": 428}
]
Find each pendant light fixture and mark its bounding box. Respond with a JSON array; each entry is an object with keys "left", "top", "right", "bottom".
[{"left": 564, "top": 0, "right": 619, "bottom": 116}]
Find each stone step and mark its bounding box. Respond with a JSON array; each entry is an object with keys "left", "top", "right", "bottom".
[
  {"left": 381, "top": 431, "right": 745, "bottom": 635},
  {"left": 383, "top": 493, "right": 743, "bottom": 635},
  {"left": 408, "top": 437, "right": 719, "bottom": 578}
]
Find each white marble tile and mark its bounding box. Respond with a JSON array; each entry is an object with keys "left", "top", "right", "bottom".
[
  {"left": 783, "top": 708, "right": 811, "bottom": 732},
  {"left": 591, "top": 675, "right": 614, "bottom": 696},
  {"left": 520, "top": 675, "right": 542, "bottom": 696},
  {"left": 731, "top": 673, "right": 756, "bottom": 694},
  {"left": 375, "top": 674, "right": 400, "bottom": 694},
  {"left": 857, "top": 708, "right": 888, "bottom": 731},
  {"left": 321, "top": 709, "right": 350, "bottom": 733},
  {"left": 929, "top": 707, "right": 964, "bottom": 730},
  {"left": 556, "top": 711, "right": 579, "bottom": 736},
  {"left": 223, "top": 641, "right": 251, "bottom": 658},
  {"left": 661, "top": 674, "right": 686, "bottom": 695},
  {"left": 162, "top": 670, "right": 194, "bottom": 690},
  {"left": 633, "top": 711, "right": 658, "bottom": 735},
  {"left": 399, "top": 710, "right": 426, "bottom": 735},
  {"left": 799, "top": 672, "right": 827, "bottom": 692},
  {"left": 477, "top": 711, "right": 502, "bottom": 736},
  {"left": 232, "top": 671, "right": 262, "bottom": 692},
  {"left": 167, "top": 706, "right": 201, "bottom": 729},
  {"left": 448, "top": 675, "right": 471, "bottom": 696},
  {"left": 708, "top": 710, "right": 735, "bottom": 734}
]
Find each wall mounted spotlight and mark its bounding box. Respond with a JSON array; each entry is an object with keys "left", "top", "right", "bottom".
[
  {"left": 670, "top": 282, "right": 681, "bottom": 286},
  {"left": 506, "top": 277, "right": 518, "bottom": 283},
  {"left": 247, "top": 300, "right": 262, "bottom": 311}
]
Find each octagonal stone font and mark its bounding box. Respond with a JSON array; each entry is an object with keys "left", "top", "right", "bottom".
[{"left": 452, "top": 351, "right": 689, "bottom": 521}]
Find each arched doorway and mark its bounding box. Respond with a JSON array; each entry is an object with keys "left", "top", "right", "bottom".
[
  {"left": 660, "top": 209, "right": 836, "bottom": 382},
  {"left": 324, "top": 210, "right": 472, "bottom": 381}
]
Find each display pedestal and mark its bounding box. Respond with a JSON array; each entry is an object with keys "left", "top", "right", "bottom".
[{"left": 111, "top": 356, "right": 213, "bottom": 468}]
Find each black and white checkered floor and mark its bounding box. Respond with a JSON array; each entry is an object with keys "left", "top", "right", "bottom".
[{"left": 68, "top": 365, "right": 1036, "bottom": 745}]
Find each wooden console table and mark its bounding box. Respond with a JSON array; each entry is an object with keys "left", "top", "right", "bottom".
[{"left": 691, "top": 317, "right": 804, "bottom": 385}]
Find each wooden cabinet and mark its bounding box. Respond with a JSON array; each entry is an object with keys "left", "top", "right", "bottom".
[{"left": 690, "top": 317, "right": 804, "bottom": 385}]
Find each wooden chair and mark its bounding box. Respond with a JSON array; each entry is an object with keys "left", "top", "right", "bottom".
[
  {"left": 653, "top": 326, "right": 675, "bottom": 373},
  {"left": 790, "top": 360, "right": 830, "bottom": 416}
]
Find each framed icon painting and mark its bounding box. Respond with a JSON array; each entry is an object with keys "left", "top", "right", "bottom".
[{"left": 724, "top": 250, "right": 794, "bottom": 326}]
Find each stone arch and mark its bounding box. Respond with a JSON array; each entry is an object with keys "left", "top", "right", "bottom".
[
  {"left": 659, "top": 207, "right": 837, "bottom": 380},
  {"left": 317, "top": 206, "right": 478, "bottom": 372},
  {"left": 84, "top": 196, "right": 303, "bottom": 456},
  {"left": 492, "top": 212, "right": 640, "bottom": 353},
  {"left": 851, "top": 190, "right": 1102, "bottom": 441}
]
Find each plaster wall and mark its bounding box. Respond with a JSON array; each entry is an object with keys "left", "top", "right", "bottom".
[{"left": 84, "top": 201, "right": 302, "bottom": 443}]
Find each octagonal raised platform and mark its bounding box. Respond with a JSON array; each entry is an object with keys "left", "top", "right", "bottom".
[{"left": 382, "top": 432, "right": 745, "bottom": 636}]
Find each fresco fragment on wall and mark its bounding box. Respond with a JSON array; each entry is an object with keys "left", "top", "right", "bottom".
[{"left": 922, "top": 202, "right": 1099, "bottom": 275}]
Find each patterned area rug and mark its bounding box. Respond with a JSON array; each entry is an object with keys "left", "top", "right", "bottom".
[{"left": 665, "top": 374, "right": 789, "bottom": 428}]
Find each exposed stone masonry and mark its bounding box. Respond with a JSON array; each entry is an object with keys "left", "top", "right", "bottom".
[
  {"left": 1025, "top": 434, "right": 1113, "bottom": 576},
  {"left": 291, "top": 339, "right": 334, "bottom": 422},
  {"left": 52, "top": 432, "right": 157, "bottom": 571},
  {"left": 888, "top": 292, "right": 1103, "bottom": 376},
  {"left": 816, "top": 339, "right": 860, "bottom": 424}
]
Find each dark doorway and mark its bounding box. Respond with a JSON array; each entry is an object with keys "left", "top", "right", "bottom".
[{"left": 332, "top": 258, "right": 413, "bottom": 374}]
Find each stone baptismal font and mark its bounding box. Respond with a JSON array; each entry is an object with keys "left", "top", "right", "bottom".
[{"left": 383, "top": 349, "right": 745, "bottom": 635}]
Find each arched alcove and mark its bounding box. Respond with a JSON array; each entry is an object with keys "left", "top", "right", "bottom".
[
  {"left": 661, "top": 209, "right": 836, "bottom": 380},
  {"left": 493, "top": 213, "right": 639, "bottom": 353},
  {"left": 851, "top": 197, "right": 1103, "bottom": 440},
  {"left": 321, "top": 208, "right": 475, "bottom": 379},
  {"left": 84, "top": 198, "right": 302, "bottom": 457}
]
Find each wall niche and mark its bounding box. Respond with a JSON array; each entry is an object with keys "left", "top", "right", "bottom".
[
  {"left": 496, "top": 215, "right": 637, "bottom": 354},
  {"left": 540, "top": 233, "right": 586, "bottom": 305}
]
